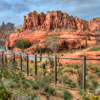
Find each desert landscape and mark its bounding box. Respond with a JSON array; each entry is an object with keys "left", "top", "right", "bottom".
[{"left": 0, "top": 0, "right": 100, "bottom": 100}]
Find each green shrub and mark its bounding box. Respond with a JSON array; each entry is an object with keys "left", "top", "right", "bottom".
[
  {"left": 91, "top": 80, "right": 99, "bottom": 88},
  {"left": 0, "top": 86, "right": 12, "bottom": 100},
  {"left": 23, "top": 82, "right": 30, "bottom": 89},
  {"left": 66, "top": 79, "right": 72, "bottom": 84},
  {"left": 62, "top": 76, "right": 68, "bottom": 84},
  {"left": 64, "top": 90, "right": 72, "bottom": 100},
  {"left": 32, "top": 82, "right": 40, "bottom": 90},
  {"left": 44, "top": 86, "right": 56, "bottom": 96},
  {"left": 15, "top": 40, "right": 31, "bottom": 49},
  {"left": 79, "top": 89, "right": 85, "bottom": 95},
  {"left": 88, "top": 47, "right": 100, "bottom": 52},
  {"left": 86, "top": 40, "right": 88, "bottom": 48},
  {"left": 32, "top": 80, "right": 45, "bottom": 90},
  {"left": 88, "top": 85, "right": 95, "bottom": 90},
  {"left": 94, "top": 67, "right": 100, "bottom": 73},
  {"left": 64, "top": 69, "right": 73, "bottom": 73},
  {"left": 69, "top": 83, "right": 76, "bottom": 88},
  {"left": 59, "top": 63, "right": 63, "bottom": 66},
  {"left": 88, "top": 75, "right": 94, "bottom": 79},
  {"left": 98, "top": 72, "right": 100, "bottom": 77}
]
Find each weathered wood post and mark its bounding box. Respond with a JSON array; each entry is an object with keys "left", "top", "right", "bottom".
[
  {"left": 83, "top": 56, "right": 86, "bottom": 91},
  {"left": 8, "top": 37, "right": 10, "bottom": 50},
  {"left": 58, "top": 56, "right": 59, "bottom": 63},
  {"left": 13, "top": 53, "right": 15, "bottom": 63},
  {"left": 54, "top": 54, "right": 57, "bottom": 84},
  {"left": 13, "top": 53, "right": 16, "bottom": 68},
  {"left": 40, "top": 47, "right": 42, "bottom": 62},
  {"left": 43, "top": 63, "right": 46, "bottom": 76},
  {"left": 5, "top": 55, "right": 8, "bottom": 67},
  {"left": 26, "top": 54, "right": 29, "bottom": 76},
  {"left": 1, "top": 51, "right": 4, "bottom": 67},
  {"left": 35, "top": 54, "right": 37, "bottom": 77},
  {"left": 20, "top": 54, "right": 22, "bottom": 71}
]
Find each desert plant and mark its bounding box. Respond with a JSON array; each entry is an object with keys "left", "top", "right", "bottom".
[
  {"left": 88, "top": 85, "right": 95, "bottom": 90},
  {"left": 46, "top": 95, "right": 50, "bottom": 100},
  {"left": 77, "top": 69, "right": 82, "bottom": 88},
  {"left": 80, "top": 90, "right": 90, "bottom": 100},
  {"left": 64, "top": 90, "right": 72, "bottom": 100},
  {"left": 44, "top": 86, "right": 56, "bottom": 96},
  {"left": 97, "top": 72, "right": 100, "bottom": 77},
  {"left": 44, "top": 33, "right": 60, "bottom": 54},
  {"left": 80, "top": 44, "right": 82, "bottom": 50},
  {"left": 0, "top": 86, "right": 12, "bottom": 100},
  {"left": 88, "top": 47, "right": 100, "bottom": 52},
  {"left": 43, "top": 63, "right": 46, "bottom": 76},
  {"left": 15, "top": 40, "right": 31, "bottom": 49},
  {"left": 91, "top": 80, "right": 99, "bottom": 89},
  {"left": 68, "top": 83, "right": 76, "bottom": 88},
  {"left": 86, "top": 40, "right": 88, "bottom": 48},
  {"left": 66, "top": 79, "right": 73, "bottom": 84}
]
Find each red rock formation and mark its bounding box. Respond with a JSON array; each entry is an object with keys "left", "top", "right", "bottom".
[
  {"left": 75, "top": 17, "right": 89, "bottom": 31},
  {"left": 89, "top": 18, "right": 100, "bottom": 32},
  {"left": 8, "top": 10, "right": 100, "bottom": 52},
  {"left": 23, "top": 11, "right": 89, "bottom": 31}
]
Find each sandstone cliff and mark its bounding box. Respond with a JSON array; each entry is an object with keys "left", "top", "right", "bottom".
[
  {"left": 23, "top": 11, "right": 100, "bottom": 32},
  {"left": 23, "top": 11, "right": 90, "bottom": 31},
  {"left": 8, "top": 11, "right": 100, "bottom": 52}
]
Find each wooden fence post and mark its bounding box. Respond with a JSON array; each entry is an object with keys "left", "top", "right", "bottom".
[
  {"left": 35, "top": 54, "right": 37, "bottom": 77},
  {"left": 43, "top": 63, "right": 46, "bottom": 76},
  {"left": 26, "top": 54, "right": 29, "bottom": 76},
  {"left": 83, "top": 56, "right": 86, "bottom": 91},
  {"left": 2, "top": 51, "right": 4, "bottom": 67},
  {"left": 54, "top": 54, "right": 57, "bottom": 84},
  {"left": 5, "top": 55, "right": 8, "bottom": 67},
  {"left": 20, "top": 54, "right": 22, "bottom": 71},
  {"left": 40, "top": 47, "right": 42, "bottom": 62},
  {"left": 13, "top": 53, "right": 15, "bottom": 62},
  {"left": 13, "top": 53, "right": 16, "bottom": 68}
]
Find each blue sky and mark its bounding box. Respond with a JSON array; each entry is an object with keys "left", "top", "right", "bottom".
[{"left": 0, "top": 0, "right": 100, "bottom": 26}]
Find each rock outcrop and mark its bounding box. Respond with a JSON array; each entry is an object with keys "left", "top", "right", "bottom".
[
  {"left": 0, "top": 22, "right": 15, "bottom": 34},
  {"left": 23, "top": 11, "right": 90, "bottom": 31},
  {"left": 89, "top": 18, "right": 100, "bottom": 32}
]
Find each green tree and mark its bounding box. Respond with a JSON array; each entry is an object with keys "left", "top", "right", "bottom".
[{"left": 15, "top": 40, "right": 31, "bottom": 49}]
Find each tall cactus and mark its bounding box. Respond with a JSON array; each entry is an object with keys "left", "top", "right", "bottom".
[
  {"left": 86, "top": 40, "right": 88, "bottom": 48},
  {"left": 40, "top": 47, "right": 42, "bottom": 62},
  {"left": 80, "top": 44, "right": 82, "bottom": 50}
]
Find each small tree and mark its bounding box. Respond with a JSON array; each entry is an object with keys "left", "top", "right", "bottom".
[
  {"left": 44, "top": 33, "right": 60, "bottom": 55},
  {"left": 32, "top": 39, "right": 39, "bottom": 53},
  {"left": 15, "top": 40, "right": 31, "bottom": 49}
]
